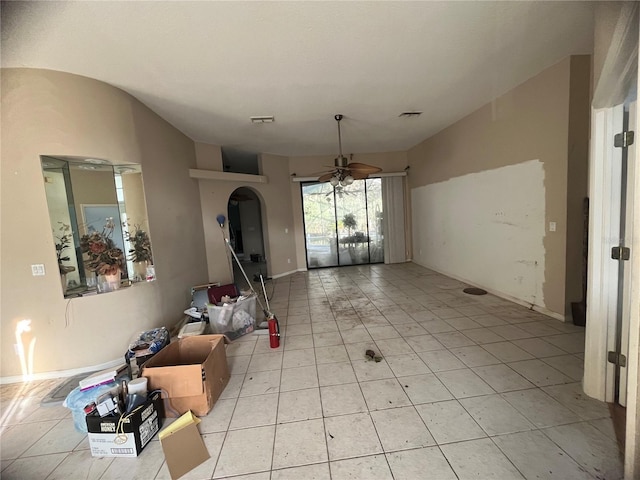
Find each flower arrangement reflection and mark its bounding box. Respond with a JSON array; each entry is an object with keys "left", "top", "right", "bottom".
[
  {"left": 80, "top": 218, "right": 125, "bottom": 275},
  {"left": 54, "top": 222, "right": 76, "bottom": 275},
  {"left": 125, "top": 224, "right": 153, "bottom": 264}
]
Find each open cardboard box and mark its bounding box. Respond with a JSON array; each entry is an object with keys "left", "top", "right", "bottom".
[{"left": 141, "top": 335, "right": 230, "bottom": 417}]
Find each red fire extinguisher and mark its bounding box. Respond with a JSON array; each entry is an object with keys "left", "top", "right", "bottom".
[{"left": 268, "top": 315, "right": 280, "bottom": 349}]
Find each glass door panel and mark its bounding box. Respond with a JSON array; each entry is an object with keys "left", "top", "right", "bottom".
[
  {"left": 302, "top": 182, "right": 339, "bottom": 267},
  {"left": 336, "top": 181, "right": 370, "bottom": 265},
  {"left": 302, "top": 178, "right": 384, "bottom": 268},
  {"left": 366, "top": 178, "right": 384, "bottom": 263}
]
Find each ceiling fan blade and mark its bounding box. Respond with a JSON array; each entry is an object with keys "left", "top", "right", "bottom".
[
  {"left": 351, "top": 171, "right": 370, "bottom": 180},
  {"left": 317, "top": 172, "right": 335, "bottom": 182},
  {"left": 347, "top": 162, "right": 383, "bottom": 174}
]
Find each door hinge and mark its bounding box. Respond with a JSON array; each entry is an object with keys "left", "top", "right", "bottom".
[
  {"left": 608, "top": 351, "right": 627, "bottom": 368},
  {"left": 614, "top": 130, "right": 635, "bottom": 148},
  {"left": 611, "top": 246, "right": 631, "bottom": 260}
]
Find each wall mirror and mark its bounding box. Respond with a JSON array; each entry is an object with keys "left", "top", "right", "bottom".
[{"left": 41, "top": 156, "right": 155, "bottom": 297}]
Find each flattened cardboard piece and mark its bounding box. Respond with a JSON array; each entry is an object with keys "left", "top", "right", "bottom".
[
  {"left": 142, "top": 335, "right": 230, "bottom": 417},
  {"left": 159, "top": 411, "right": 209, "bottom": 480}
]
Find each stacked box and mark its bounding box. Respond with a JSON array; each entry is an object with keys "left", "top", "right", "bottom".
[{"left": 86, "top": 391, "right": 163, "bottom": 457}]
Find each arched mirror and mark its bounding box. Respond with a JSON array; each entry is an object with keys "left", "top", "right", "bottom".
[{"left": 41, "top": 156, "right": 155, "bottom": 297}]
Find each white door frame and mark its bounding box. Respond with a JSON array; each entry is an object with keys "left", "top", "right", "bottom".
[
  {"left": 583, "top": 105, "right": 623, "bottom": 404},
  {"left": 583, "top": 3, "right": 638, "bottom": 478}
]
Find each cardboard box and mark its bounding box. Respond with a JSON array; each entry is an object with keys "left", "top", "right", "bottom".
[
  {"left": 159, "top": 410, "right": 210, "bottom": 480},
  {"left": 86, "top": 391, "right": 163, "bottom": 457},
  {"left": 141, "top": 335, "right": 230, "bottom": 417}
]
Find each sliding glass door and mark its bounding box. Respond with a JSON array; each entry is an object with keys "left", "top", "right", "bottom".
[{"left": 302, "top": 178, "right": 383, "bottom": 268}]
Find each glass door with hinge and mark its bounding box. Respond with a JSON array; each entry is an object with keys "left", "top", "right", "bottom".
[{"left": 302, "top": 178, "right": 383, "bottom": 268}]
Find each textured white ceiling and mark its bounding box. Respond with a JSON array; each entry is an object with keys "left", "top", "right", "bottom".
[{"left": 1, "top": 1, "right": 594, "bottom": 157}]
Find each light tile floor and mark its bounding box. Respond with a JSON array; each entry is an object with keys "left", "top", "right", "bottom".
[{"left": 0, "top": 263, "right": 624, "bottom": 479}]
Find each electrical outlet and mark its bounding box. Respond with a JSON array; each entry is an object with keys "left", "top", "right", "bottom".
[
  {"left": 549, "top": 222, "right": 556, "bottom": 232},
  {"left": 287, "top": 258, "right": 291, "bottom": 264},
  {"left": 285, "top": 228, "right": 288, "bottom": 234},
  {"left": 31, "top": 264, "right": 45, "bottom": 276}
]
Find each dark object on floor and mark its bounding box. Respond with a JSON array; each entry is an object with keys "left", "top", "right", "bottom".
[
  {"left": 572, "top": 197, "right": 589, "bottom": 326},
  {"left": 374, "top": 356, "right": 383, "bottom": 362},
  {"left": 365, "top": 349, "right": 376, "bottom": 359},
  {"left": 463, "top": 287, "right": 487, "bottom": 295},
  {"left": 571, "top": 300, "right": 586, "bottom": 327},
  {"left": 41, "top": 371, "right": 98, "bottom": 406}
]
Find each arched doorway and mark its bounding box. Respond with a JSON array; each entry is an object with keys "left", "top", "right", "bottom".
[{"left": 227, "top": 187, "right": 267, "bottom": 290}]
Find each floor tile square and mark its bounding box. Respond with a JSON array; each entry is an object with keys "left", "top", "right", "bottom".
[
  {"left": 471, "top": 364, "right": 535, "bottom": 392},
  {"left": 284, "top": 324, "right": 312, "bottom": 337},
  {"left": 386, "top": 447, "right": 457, "bottom": 480},
  {"left": 542, "top": 333, "right": 585, "bottom": 353},
  {"left": 338, "top": 325, "right": 373, "bottom": 344},
  {"left": 415, "top": 400, "right": 486, "bottom": 444},
  {"left": 374, "top": 337, "right": 414, "bottom": 356},
  {"left": 511, "top": 337, "right": 566, "bottom": 358},
  {"left": 45, "top": 449, "right": 113, "bottom": 480},
  {"left": 501, "top": 388, "right": 581, "bottom": 427},
  {"left": 488, "top": 324, "right": 533, "bottom": 340},
  {"left": 277, "top": 388, "right": 322, "bottom": 423},
  {"left": 435, "top": 369, "right": 494, "bottom": 398},
  {"left": 541, "top": 355, "right": 584, "bottom": 381},
  {"left": 315, "top": 345, "right": 349, "bottom": 364},
  {"left": 219, "top": 374, "right": 245, "bottom": 399},
  {"left": 280, "top": 365, "right": 318, "bottom": 392},
  {"left": 449, "top": 345, "right": 501, "bottom": 367},
  {"left": 493, "top": 430, "right": 594, "bottom": 480},
  {"left": 199, "top": 398, "right": 236, "bottom": 433},
  {"left": 371, "top": 406, "right": 435, "bottom": 451},
  {"left": 417, "top": 349, "right": 466, "bottom": 372},
  {"left": 481, "top": 341, "right": 534, "bottom": 362},
  {"left": 419, "top": 319, "right": 458, "bottom": 334},
  {"left": 317, "top": 362, "right": 358, "bottom": 387},
  {"left": 1, "top": 453, "right": 68, "bottom": 480},
  {"left": 102, "top": 441, "right": 167, "bottom": 480},
  {"left": 459, "top": 394, "right": 534, "bottom": 435},
  {"left": 393, "top": 322, "right": 429, "bottom": 337},
  {"left": 320, "top": 383, "right": 368, "bottom": 417},
  {"left": 329, "top": 454, "right": 392, "bottom": 480},
  {"left": 313, "top": 332, "right": 344, "bottom": 347},
  {"left": 311, "top": 321, "right": 340, "bottom": 334},
  {"left": 366, "top": 325, "right": 401, "bottom": 340},
  {"left": 404, "top": 334, "right": 445, "bottom": 353},
  {"left": 399, "top": 373, "right": 453, "bottom": 404},
  {"left": 433, "top": 331, "right": 475, "bottom": 348},
  {"left": 271, "top": 463, "right": 330, "bottom": 480},
  {"left": 324, "top": 413, "right": 383, "bottom": 461},
  {"left": 247, "top": 352, "right": 283, "bottom": 373},
  {"left": 444, "top": 317, "right": 483, "bottom": 331},
  {"left": 359, "top": 378, "right": 411, "bottom": 411},
  {"left": 441, "top": 438, "right": 524, "bottom": 479},
  {"left": 284, "top": 334, "right": 313, "bottom": 351},
  {"left": 214, "top": 426, "right": 275, "bottom": 478},
  {"left": 230, "top": 393, "right": 278, "bottom": 430},
  {"left": 240, "top": 370, "right": 280, "bottom": 397},
  {"left": 282, "top": 348, "right": 316, "bottom": 369},
  {"left": 507, "top": 359, "right": 573, "bottom": 386},
  {"left": 272, "top": 419, "right": 327, "bottom": 469},
  {"left": 541, "top": 383, "right": 610, "bottom": 420},
  {"left": 0, "top": 421, "right": 58, "bottom": 460},
  {"left": 351, "top": 359, "right": 395, "bottom": 382},
  {"left": 461, "top": 327, "right": 505, "bottom": 344},
  {"left": 385, "top": 353, "right": 430, "bottom": 377}
]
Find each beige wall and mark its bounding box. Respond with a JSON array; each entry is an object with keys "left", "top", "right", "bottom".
[
  {"left": 195, "top": 149, "right": 297, "bottom": 284},
  {"left": 408, "top": 57, "right": 590, "bottom": 318},
  {"left": 1, "top": 68, "right": 208, "bottom": 379},
  {"left": 565, "top": 55, "right": 592, "bottom": 317}
]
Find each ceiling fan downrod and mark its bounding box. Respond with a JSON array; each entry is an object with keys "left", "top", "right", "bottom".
[{"left": 335, "top": 114, "right": 348, "bottom": 168}]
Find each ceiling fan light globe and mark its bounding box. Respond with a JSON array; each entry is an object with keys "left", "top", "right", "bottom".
[
  {"left": 329, "top": 176, "right": 340, "bottom": 187},
  {"left": 343, "top": 175, "right": 354, "bottom": 185}
]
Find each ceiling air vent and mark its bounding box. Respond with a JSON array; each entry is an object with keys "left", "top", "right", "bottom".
[
  {"left": 250, "top": 116, "right": 275, "bottom": 124},
  {"left": 399, "top": 112, "right": 422, "bottom": 118}
]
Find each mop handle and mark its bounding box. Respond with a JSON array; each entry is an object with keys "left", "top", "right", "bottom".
[
  {"left": 224, "top": 239, "right": 266, "bottom": 311},
  {"left": 260, "top": 274, "right": 271, "bottom": 314}
]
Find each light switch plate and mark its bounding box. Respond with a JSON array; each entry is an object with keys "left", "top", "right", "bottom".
[
  {"left": 549, "top": 222, "right": 557, "bottom": 232},
  {"left": 31, "top": 264, "right": 45, "bottom": 276}
]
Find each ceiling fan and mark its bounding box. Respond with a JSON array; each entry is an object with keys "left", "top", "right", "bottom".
[{"left": 317, "top": 114, "right": 382, "bottom": 186}]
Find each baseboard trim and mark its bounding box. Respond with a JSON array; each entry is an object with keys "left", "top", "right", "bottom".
[
  {"left": 271, "top": 268, "right": 305, "bottom": 279},
  {"left": 0, "top": 357, "right": 124, "bottom": 385},
  {"left": 411, "top": 261, "right": 566, "bottom": 322}
]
